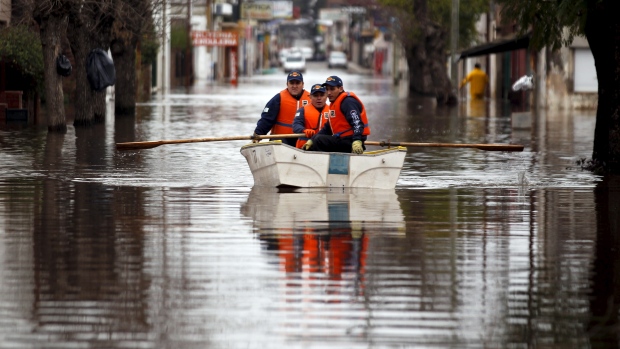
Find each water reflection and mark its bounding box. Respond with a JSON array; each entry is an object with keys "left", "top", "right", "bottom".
[
  {"left": 469, "top": 98, "right": 487, "bottom": 118},
  {"left": 588, "top": 176, "right": 620, "bottom": 349},
  {"left": 241, "top": 188, "right": 404, "bottom": 294},
  {"left": 241, "top": 187, "right": 405, "bottom": 230}
]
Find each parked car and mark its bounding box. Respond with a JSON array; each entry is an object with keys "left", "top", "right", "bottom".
[
  {"left": 300, "top": 47, "right": 314, "bottom": 61},
  {"left": 278, "top": 48, "right": 291, "bottom": 66},
  {"left": 283, "top": 54, "right": 306, "bottom": 73},
  {"left": 278, "top": 49, "right": 288, "bottom": 66},
  {"left": 328, "top": 51, "right": 348, "bottom": 69}
]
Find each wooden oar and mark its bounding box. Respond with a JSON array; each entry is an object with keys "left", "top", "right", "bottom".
[
  {"left": 366, "top": 141, "right": 524, "bottom": 152},
  {"left": 116, "top": 133, "right": 524, "bottom": 152},
  {"left": 116, "top": 133, "right": 305, "bottom": 151}
]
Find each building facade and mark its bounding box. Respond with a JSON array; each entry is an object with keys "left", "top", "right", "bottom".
[
  {"left": 0, "top": 0, "right": 10, "bottom": 27},
  {"left": 458, "top": 5, "right": 598, "bottom": 110}
]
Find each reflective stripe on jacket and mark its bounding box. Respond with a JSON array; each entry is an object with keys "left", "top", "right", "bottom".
[
  {"left": 328, "top": 92, "right": 370, "bottom": 138},
  {"left": 271, "top": 89, "right": 311, "bottom": 135}
]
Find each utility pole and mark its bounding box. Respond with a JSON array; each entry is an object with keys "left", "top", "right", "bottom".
[
  {"left": 486, "top": 1, "right": 493, "bottom": 99},
  {"left": 162, "top": 0, "right": 167, "bottom": 94},
  {"left": 206, "top": 0, "right": 213, "bottom": 31},
  {"left": 450, "top": 0, "right": 459, "bottom": 91},
  {"left": 186, "top": 0, "right": 193, "bottom": 89},
  {"left": 206, "top": 0, "right": 213, "bottom": 80}
]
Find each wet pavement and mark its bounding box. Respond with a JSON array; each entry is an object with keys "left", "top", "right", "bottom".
[{"left": 1, "top": 61, "right": 619, "bottom": 348}]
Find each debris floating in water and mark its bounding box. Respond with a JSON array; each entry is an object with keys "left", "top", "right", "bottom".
[{"left": 512, "top": 75, "right": 534, "bottom": 91}]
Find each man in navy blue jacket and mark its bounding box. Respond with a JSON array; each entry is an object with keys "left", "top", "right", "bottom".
[
  {"left": 303, "top": 76, "right": 370, "bottom": 153},
  {"left": 252, "top": 71, "right": 311, "bottom": 146}
]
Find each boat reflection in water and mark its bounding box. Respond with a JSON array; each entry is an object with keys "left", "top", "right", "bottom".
[{"left": 241, "top": 188, "right": 405, "bottom": 282}]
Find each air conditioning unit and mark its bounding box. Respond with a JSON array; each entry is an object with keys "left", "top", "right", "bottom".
[{"left": 213, "top": 3, "right": 233, "bottom": 16}]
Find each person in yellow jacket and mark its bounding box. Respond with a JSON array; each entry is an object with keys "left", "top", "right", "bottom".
[
  {"left": 292, "top": 84, "right": 329, "bottom": 148},
  {"left": 459, "top": 63, "right": 489, "bottom": 99}
]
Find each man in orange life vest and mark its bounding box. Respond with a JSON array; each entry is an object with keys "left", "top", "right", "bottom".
[
  {"left": 252, "top": 70, "right": 311, "bottom": 147},
  {"left": 302, "top": 76, "right": 370, "bottom": 154},
  {"left": 292, "top": 84, "right": 329, "bottom": 149}
]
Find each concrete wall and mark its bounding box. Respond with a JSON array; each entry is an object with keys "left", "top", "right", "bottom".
[
  {"left": 0, "top": 0, "right": 10, "bottom": 26},
  {"left": 545, "top": 35, "right": 598, "bottom": 110}
]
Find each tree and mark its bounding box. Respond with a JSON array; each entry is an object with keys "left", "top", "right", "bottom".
[
  {"left": 67, "top": 0, "right": 116, "bottom": 126},
  {"left": 375, "top": 0, "right": 488, "bottom": 104},
  {"left": 496, "top": 0, "right": 620, "bottom": 174},
  {"left": 13, "top": 0, "right": 162, "bottom": 128},
  {"left": 13, "top": 0, "right": 114, "bottom": 130},
  {"left": 24, "top": 0, "right": 72, "bottom": 132},
  {"left": 111, "top": 0, "right": 157, "bottom": 116}
]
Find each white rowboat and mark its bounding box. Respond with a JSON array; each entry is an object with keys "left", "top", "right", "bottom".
[{"left": 240, "top": 142, "right": 407, "bottom": 189}]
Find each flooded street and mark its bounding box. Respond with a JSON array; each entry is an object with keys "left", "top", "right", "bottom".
[{"left": 1, "top": 63, "right": 619, "bottom": 348}]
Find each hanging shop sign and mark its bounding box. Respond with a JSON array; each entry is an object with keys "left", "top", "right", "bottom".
[
  {"left": 191, "top": 31, "right": 238, "bottom": 47},
  {"left": 241, "top": 2, "right": 273, "bottom": 20}
]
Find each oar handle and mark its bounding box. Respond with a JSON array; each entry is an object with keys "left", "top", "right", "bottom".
[
  {"left": 365, "top": 141, "right": 524, "bottom": 152},
  {"left": 116, "top": 133, "right": 305, "bottom": 151}
]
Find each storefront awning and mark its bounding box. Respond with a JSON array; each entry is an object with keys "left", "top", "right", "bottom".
[{"left": 459, "top": 34, "right": 531, "bottom": 60}]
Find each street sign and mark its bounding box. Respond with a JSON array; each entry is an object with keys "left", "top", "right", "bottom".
[
  {"left": 241, "top": 3, "right": 273, "bottom": 20},
  {"left": 191, "top": 31, "right": 238, "bottom": 47}
]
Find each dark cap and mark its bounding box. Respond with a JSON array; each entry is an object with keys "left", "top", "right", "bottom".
[
  {"left": 322, "top": 75, "right": 343, "bottom": 87},
  {"left": 287, "top": 70, "right": 303, "bottom": 82},
  {"left": 310, "top": 84, "right": 326, "bottom": 94}
]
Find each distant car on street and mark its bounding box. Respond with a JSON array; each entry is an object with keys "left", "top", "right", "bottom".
[
  {"left": 300, "top": 47, "right": 314, "bottom": 61},
  {"left": 283, "top": 54, "right": 306, "bottom": 73},
  {"left": 328, "top": 51, "right": 348, "bottom": 69},
  {"left": 278, "top": 48, "right": 291, "bottom": 66}
]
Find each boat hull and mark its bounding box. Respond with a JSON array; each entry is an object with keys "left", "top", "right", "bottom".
[{"left": 240, "top": 142, "right": 406, "bottom": 189}]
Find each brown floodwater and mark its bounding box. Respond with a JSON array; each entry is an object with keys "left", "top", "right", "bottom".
[{"left": 1, "top": 64, "right": 618, "bottom": 348}]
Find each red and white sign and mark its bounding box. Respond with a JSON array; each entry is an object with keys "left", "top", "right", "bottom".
[{"left": 191, "top": 31, "right": 238, "bottom": 47}]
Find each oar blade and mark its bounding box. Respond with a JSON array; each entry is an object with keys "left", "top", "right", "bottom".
[
  {"left": 116, "top": 141, "right": 164, "bottom": 151},
  {"left": 475, "top": 144, "right": 524, "bottom": 152}
]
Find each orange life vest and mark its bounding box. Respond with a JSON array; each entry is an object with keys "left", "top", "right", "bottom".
[
  {"left": 328, "top": 91, "right": 370, "bottom": 138},
  {"left": 271, "top": 89, "right": 311, "bottom": 135},
  {"left": 278, "top": 235, "right": 300, "bottom": 273},
  {"left": 295, "top": 105, "right": 330, "bottom": 148}
]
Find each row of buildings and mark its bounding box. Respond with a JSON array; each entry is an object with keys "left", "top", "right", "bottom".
[
  {"left": 0, "top": 0, "right": 598, "bottom": 113},
  {"left": 454, "top": 5, "right": 598, "bottom": 110},
  {"left": 160, "top": 0, "right": 597, "bottom": 110},
  {"left": 159, "top": 0, "right": 374, "bottom": 89}
]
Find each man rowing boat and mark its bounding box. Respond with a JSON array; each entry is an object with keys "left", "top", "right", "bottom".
[
  {"left": 302, "top": 75, "right": 371, "bottom": 154},
  {"left": 252, "top": 70, "right": 311, "bottom": 147}
]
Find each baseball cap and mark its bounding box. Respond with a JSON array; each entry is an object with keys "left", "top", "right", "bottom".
[
  {"left": 322, "top": 75, "right": 343, "bottom": 87},
  {"left": 287, "top": 70, "right": 303, "bottom": 82},
  {"left": 310, "top": 84, "right": 326, "bottom": 94}
]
